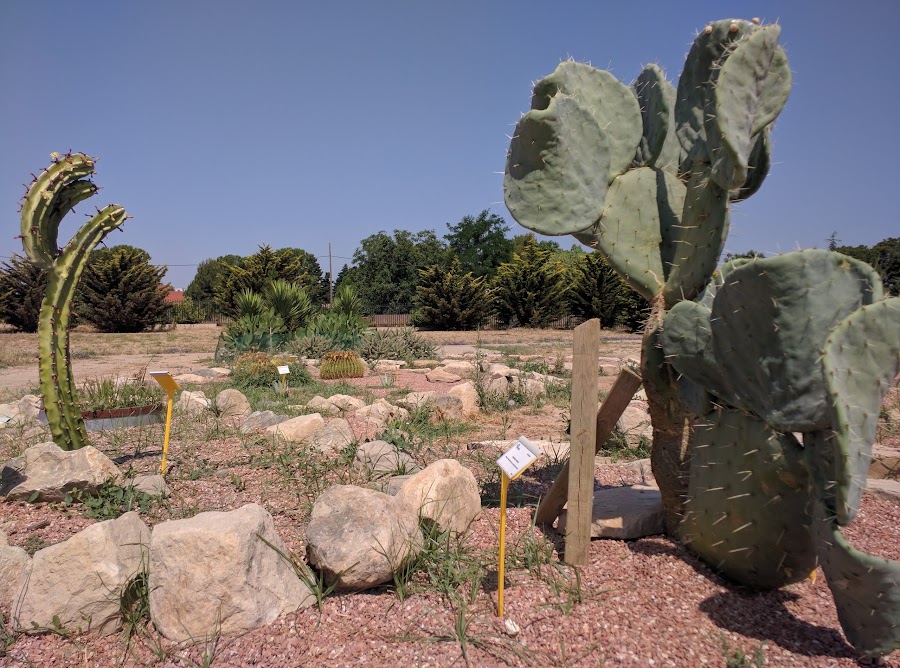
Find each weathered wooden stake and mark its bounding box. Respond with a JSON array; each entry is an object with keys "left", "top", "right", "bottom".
[{"left": 563, "top": 319, "right": 601, "bottom": 566}]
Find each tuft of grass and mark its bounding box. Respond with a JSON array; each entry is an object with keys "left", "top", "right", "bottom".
[{"left": 718, "top": 633, "right": 765, "bottom": 668}]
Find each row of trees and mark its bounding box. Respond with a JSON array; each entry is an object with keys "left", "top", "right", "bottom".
[{"left": 0, "top": 246, "right": 169, "bottom": 333}]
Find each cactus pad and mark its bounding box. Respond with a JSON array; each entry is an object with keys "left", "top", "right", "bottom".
[{"left": 631, "top": 64, "right": 679, "bottom": 173}]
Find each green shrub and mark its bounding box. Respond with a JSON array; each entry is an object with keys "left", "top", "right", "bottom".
[
  {"left": 231, "top": 352, "right": 310, "bottom": 388},
  {"left": 412, "top": 257, "right": 493, "bottom": 330},
  {"left": 356, "top": 327, "right": 436, "bottom": 362}
]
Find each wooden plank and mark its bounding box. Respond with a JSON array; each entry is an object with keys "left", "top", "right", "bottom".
[
  {"left": 535, "top": 365, "right": 643, "bottom": 526},
  {"left": 563, "top": 319, "right": 601, "bottom": 566}
]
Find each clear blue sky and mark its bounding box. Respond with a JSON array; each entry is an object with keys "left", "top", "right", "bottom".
[{"left": 2, "top": 1, "right": 897, "bottom": 289}]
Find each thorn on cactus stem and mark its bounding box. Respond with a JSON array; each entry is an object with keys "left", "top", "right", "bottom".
[
  {"left": 729, "top": 23, "right": 739, "bottom": 33},
  {"left": 704, "top": 24, "right": 713, "bottom": 34},
  {"left": 752, "top": 17, "right": 760, "bottom": 24}
]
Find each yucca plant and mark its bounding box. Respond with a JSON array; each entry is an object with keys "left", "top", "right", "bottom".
[{"left": 265, "top": 279, "right": 317, "bottom": 331}]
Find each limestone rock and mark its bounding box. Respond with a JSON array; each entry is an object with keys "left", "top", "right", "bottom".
[
  {"left": 328, "top": 394, "right": 367, "bottom": 412},
  {"left": 412, "top": 360, "right": 440, "bottom": 368},
  {"left": 378, "top": 474, "right": 414, "bottom": 496},
  {"left": 431, "top": 394, "right": 463, "bottom": 422},
  {"left": 214, "top": 389, "right": 252, "bottom": 419},
  {"left": 395, "top": 459, "right": 481, "bottom": 535},
  {"left": 305, "top": 395, "right": 339, "bottom": 415},
  {"left": 14, "top": 512, "right": 150, "bottom": 634},
  {"left": 149, "top": 504, "right": 313, "bottom": 641},
  {"left": 267, "top": 413, "right": 325, "bottom": 442},
  {"left": 306, "top": 485, "right": 422, "bottom": 591},
  {"left": 448, "top": 381, "right": 480, "bottom": 417},
  {"left": 523, "top": 378, "right": 546, "bottom": 397},
  {"left": 372, "top": 360, "right": 407, "bottom": 373},
  {"left": 426, "top": 368, "right": 462, "bottom": 383},
  {"left": 353, "top": 441, "right": 420, "bottom": 478},
  {"left": 869, "top": 444, "right": 900, "bottom": 480},
  {"left": 174, "top": 373, "right": 208, "bottom": 385},
  {"left": 241, "top": 410, "right": 287, "bottom": 433},
  {"left": 0, "top": 545, "right": 30, "bottom": 610},
  {"left": 557, "top": 484, "right": 664, "bottom": 539},
  {"left": 615, "top": 401, "right": 653, "bottom": 444},
  {"left": 0, "top": 442, "right": 121, "bottom": 503},
  {"left": 397, "top": 392, "right": 436, "bottom": 411},
  {"left": 487, "top": 376, "right": 510, "bottom": 394},
  {"left": 177, "top": 390, "right": 210, "bottom": 414},
  {"left": 440, "top": 361, "right": 475, "bottom": 377},
  {"left": 129, "top": 474, "right": 170, "bottom": 497},
  {"left": 306, "top": 419, "right": 355, "bottom": 455},
  {"left": 357, "top": 399, "right": 409, "bottom": 428}
]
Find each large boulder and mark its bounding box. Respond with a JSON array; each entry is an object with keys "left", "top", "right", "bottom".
[
  {"left": 356, "top": 400, "right": 409, "bottom": 428},
  {"left": 215, "top": 389, "right": 251, "bottom": 419},
  {"left": 0, "top": 442, "right": 121, "bottom": 503},
  {"left": 616, "top": 401, "right": 653, "bottom": 444},
  {"left": 149, "top": 504, "right": 313, "bottom": 642},
  {"left": 306, "top": 419, "right": 355, "bottom": 455},
  {"left": 14, "top": 512, "right": 150, "bottom": 634},
  {"left": 266, "top": 413, "right": 325, "bottom": 442},
  {"left": 0, "top": 395, "right": 41, "bottom": 428},
  {"left": 440, "top": 361, "right": 475, "bottom": 377},
  {"left": 353, "top": 441, "right": 420, "bottom": 478},
  {"left": 425, "top": 368, "right": 462, "bottom": 383},
  {"left": 448, "top": 381, "right": 480, "bottom": 417},
  {"left": 177, "top": 390, "right": 210, "bottom": 414},
  {"left": 305, "top": 396, "right": 339, "bottom": 415},
  {"left": 431, "top": 395, "right": 464, "bottom": 422},
  {"left": 306, "top": 485, "right": 422, "bottom": 591},
  {"left": 395, "top": 459, "right": 481, "bottom": 535}
]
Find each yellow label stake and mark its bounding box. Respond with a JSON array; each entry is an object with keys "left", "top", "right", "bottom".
[{"left": 149, "top": 371, "right": 180, "bottom": 475}]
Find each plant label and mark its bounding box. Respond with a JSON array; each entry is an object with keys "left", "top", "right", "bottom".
[
  {"left": 277, "top": 365, "right": 290, "bottom": 375},
  {"left": 496, "top": 436, "right": 543, "bottom": 480},
  {"left": 148, "top": 371, "right": 180, "bottom": 397}
]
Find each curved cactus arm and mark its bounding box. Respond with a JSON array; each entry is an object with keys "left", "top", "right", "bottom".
[
  {"left": 20, "top": 153, "right": 96, "bottom": 269},
  {"left": 39, "top": 204, "right": 127, "bottom": 450},
  {"left": 573, "top": 166, "right": 685, "bottom": 300},
  {"left": 661, "top": 164, "right": 729, "bottom": 306},
  {"left": 631, "top": 64, "right": 679, "bottom": 172},
  {"left": 821, "top": 297, "right": 900, "bottom": 524},
  {"left": 702, "top": 251, "right": 882, "bottom": 432},
  {"left": 532, "top": 61, "right": 642, "bottom": 182},
  {"left": 680, "top": 407, "right": 815, "bottom": 589},
  {"left": 705, "top": 25, "right": 781, "bottom": 190},
  {"left": 504, "top": 94, "right": 611, "bottom": 236}
]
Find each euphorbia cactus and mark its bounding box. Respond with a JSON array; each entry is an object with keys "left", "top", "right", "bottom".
[{"left": 19, "top": 153, "right": 128, "bottom": 450}]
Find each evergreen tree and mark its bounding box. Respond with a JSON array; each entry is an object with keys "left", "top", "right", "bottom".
[
  {"left": 413, "top": 257, "right": 493, "bottom": 329},
  {"left": 0, "top": 254, "right": 47, "bottom": 332},
  {"left": 216, "top": 245, "right": 310, "bottom": 316},
  {"left": 569, "top": 252, "right": 647, "bottom": 331},
  {"left": 185, "top": 254, "right": 243, "bottom": 304},
  {"left": 78, "top": 246, "right": 169, "bottom": 333},
  {"left": 493, "top": 236, "right": 569, "bottom": 327},
  {"left": 873, "top": 237, "right": 900, "bottom": 295}
]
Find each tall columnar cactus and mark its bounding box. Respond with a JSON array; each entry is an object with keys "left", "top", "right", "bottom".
[
  {"left": 504, "top": 18, "right": 791, "bottom": 531},
  {"left": 503, "top": 20, "right": 900, "bottom": 656},
  {"left": 19, "top": 153, "right": 128, "bottom": 450}
]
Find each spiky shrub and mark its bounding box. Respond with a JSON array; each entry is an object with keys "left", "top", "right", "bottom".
[
  {"left": 412, "top": 257, "right": 493, "bottom": 330},
  {"left": 567, "top": 252, "right": 647, "bottom": 331},
  {"left": 504, "top": 20, "right": 900, "bottom": 656},
  {"left": 0, "top": 254, "right": 47, "bottom": 332},
  {"left": 19, "top": 153, "right": 129, "bottom": 450},
  {"left": 319, "top": 351, "right": 365, "bottom": 380},
  {"left": 356, "top": 327, "right": 436, "bottom": 363},
  {"left": 230, "top": 352, "right": 310, "bottom": 388},
  {"left": 492, "top": 236, "right": 569, "bottom": 327}
]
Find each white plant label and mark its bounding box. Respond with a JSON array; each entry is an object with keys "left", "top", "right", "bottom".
[
  {"left": 496, "top": 436, "right": 543, "bottom": 479},
  {"left": 277, "top": 365, "right": 290, "bottom": 375}
]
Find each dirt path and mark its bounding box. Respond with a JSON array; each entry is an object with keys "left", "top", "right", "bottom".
[{"left": 0, "top": 353, "right": 212, "bottom": 397}]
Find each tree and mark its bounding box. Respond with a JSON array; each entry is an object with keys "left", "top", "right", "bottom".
[
  {"left": 511, "top": 233, "right": 562, "bottom": 256},
  {"left": 345, "top": 230, "right": 445, "bottom": 312},
  {"left": 185, "top": 254, "right": 243, "bottom": 303},
  {"left": 216, "top": 245, "right": 311, "bottom": 317},
  {"left": 723, "top": 249, "right": 765, "bottom": 263},
  {"left": 413, "top": 257, "right": 493, "bottom": 329},
  {"left": 569, "top": 252, "right": 647, "bottom": 331},
  {"left": 493, "top": 236, "right": 569, "bottom": 327},
  {"left": 873, "top": 237, "right": 900, "bottom": 295},
  {"left": 78, "top": 246, "right": 169, "bottom": 332},
  {"left": 0, "top": 254, "right": 47, "bottom": 332},
  {"left": 444, "top": 210, "right": 513, "bottom": 279},
  {"left": 282, "top": 248, "right": 328, "bottom": 304}
]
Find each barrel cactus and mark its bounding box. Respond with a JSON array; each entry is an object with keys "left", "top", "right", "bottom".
[
  {"left": 503, "top": 19, "right": 900, "bottom": 656},
  {"left": 319, "top": 351, "right": 365, "bottom": 380},
  {"left": 19, "top": 153, "right": 128, "bottom": 451}
]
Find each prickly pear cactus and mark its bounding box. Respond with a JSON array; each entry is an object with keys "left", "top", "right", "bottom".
[
  {"left": 319, "top": 351, "right": 365, "bottom": 380},
  {"left": 504, "top": 18, "right": 792, "bottom": 533},
  {"left": 19, "top": 153, "right": 128, "bottom": 450}
]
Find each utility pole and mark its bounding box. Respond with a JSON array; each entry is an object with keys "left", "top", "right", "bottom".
[{"left": 328, "top": 242, "right": 334, "bottom": 307}]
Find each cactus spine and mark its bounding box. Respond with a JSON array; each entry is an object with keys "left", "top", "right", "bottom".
[{"left": 20, "top": 153, "right": 128, "bottom": 450}]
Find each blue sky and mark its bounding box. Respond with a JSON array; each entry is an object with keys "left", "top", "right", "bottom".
[{"left": 2, "top": 1, "right": 897, "bottom": 289}]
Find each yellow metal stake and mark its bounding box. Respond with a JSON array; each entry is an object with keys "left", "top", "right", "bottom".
[
  {"left": 149, "top": 372, "right": 180, "bottom": 476},
  {"left": 497, "top": 471, "right": 510, "bottom": 617}
]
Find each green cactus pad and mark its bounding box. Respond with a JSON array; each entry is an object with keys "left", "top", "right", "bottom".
[
  {"left": 573, "top": 166, "right": 685, "bottom": 300},
  {"left": 752, "top": 44, "right": 791, "bottom": 136},
  {"left": 631, "top": 64, "right": 679, "bottom": 173},
  {"left": 705, "top": 25, "right": 781, "bottom": 190},
  {"left": 680, "top": 407, "right": 816, "bottom": 589},
  {"left": 661, "top": 164, "right": 729, "bottom": 306},
  {"left": 504, "top": 94, "right": 611, "bottom": 236},
  {"left": 668, "top": 251, "right": 883, "bottom": 432},
  {"left": 730, "top": 128, "right": 771, "bottom": 203},
  {"left": 675, "top": 19, "right": 757, "bottom": 173},
  {"left": 821, "top": 297, "right": 900, "bottom": 524},
  {"left": 808, "top": 488, "right": 900, "bottom": 656},
  {"left": 532, "top": 61, "right": 642, "bottom": 182}
]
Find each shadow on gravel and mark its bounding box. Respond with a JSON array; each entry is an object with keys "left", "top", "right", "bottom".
[{"left": 627, "top": 539, "right": 860, "bottom": 662}]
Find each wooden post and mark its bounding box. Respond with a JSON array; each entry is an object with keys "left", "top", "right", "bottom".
[
  {"left": 535, "top": 366, "right": 643, "bottom": 526},
  {"left": 563, "top": 319, "right": 601, "bottom": 566}
]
